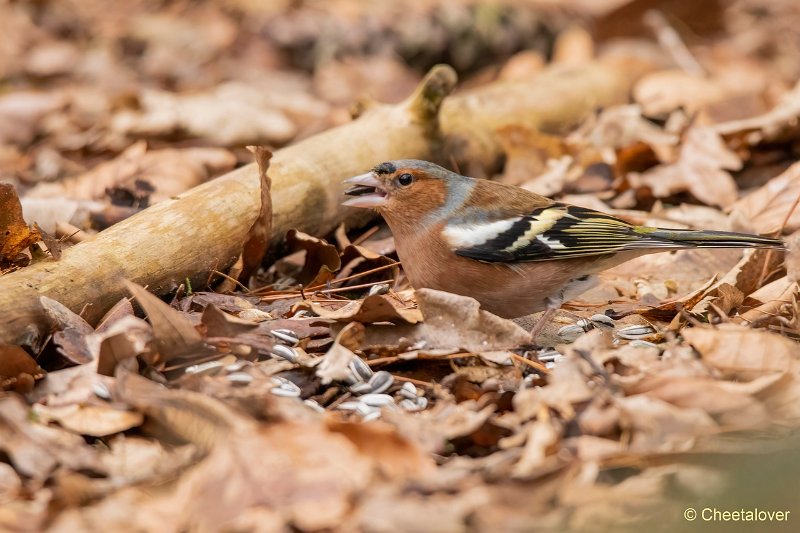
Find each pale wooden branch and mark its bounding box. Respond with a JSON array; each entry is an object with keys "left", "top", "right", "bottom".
[{"left": 441, "top": 60, "right": 647, "bottom": 173}]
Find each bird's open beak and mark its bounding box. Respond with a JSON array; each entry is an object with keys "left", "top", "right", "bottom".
[{"left": 342, "top": 172, "right": 387, "bottom": 208}]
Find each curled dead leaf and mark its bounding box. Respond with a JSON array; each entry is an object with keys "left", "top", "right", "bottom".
[
  {"left": 0, "top": 183, "right": 42, "bottom": 266},
  {"left": 303, "top": 294, "right": 422, "bottom": 325},
  {"left": 683, "top": 324, "right": 800, "bottom": 380},
  {"left": 0, "top": 344, "right": 45, "bottom": 392}
]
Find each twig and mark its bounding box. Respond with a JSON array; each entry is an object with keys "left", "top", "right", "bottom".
[
  {"left": 644, "top": 10, "right": 705, "bottom": 77},
  {"left": 352, "top": 225, "right": 380, "bottom": 246},
  {"left": 248, "top": 261, "right": 400, "bottom": 296},
  {"left": 309, "top": 261, "right": 400, "bottom": 291},
  {"left": 259, "top": 278, "right": 395, "bottom": 301},
  {"left": 510, "top": 353, "right": 550, "bottom": 374},
  {"left": 392, "top": 375, "right": 436, "bottom": 388},
  {"left": 212, "top": 269, "right": 249, "bottom": 292}
]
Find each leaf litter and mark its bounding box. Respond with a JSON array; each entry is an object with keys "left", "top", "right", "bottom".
[{"left": 3, "top": 0, "right": 800, "bottom": 531}]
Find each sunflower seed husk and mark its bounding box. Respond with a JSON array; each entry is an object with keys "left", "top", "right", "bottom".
[
  {"left": 224, "top": 360, "right": 250, "bottom": 373},
  {"left": 185, "top": 360, "right": 224, "bottom": 375},
  {"left": 343, "top": 371, "right": 361, "bottom": 386},
  {"left": 93, "top": 382, "right": 112, "bottom": 400},
  {"left": 400, "top": 396, "right": 427, "bottom": 412},
  {"left": 356, "top": 403, "right": 377, "bottom": 417},
  {"left": 368, "top": 283, "right": 390, "bottom": 296},
  {"left": 557, "top": 324, "right": 585, "bottom": 342},
  {"left": 400, "top": 399, "right": 417, "bottom": 411},
  {"left": 629, "top": 340, "right": 660, "bottom": 349},
  {"left": 271, "top": 376, "right": 301, "bottom": 394},
  {"left": 336, "top": 401, "right": 361, "bottom": 411},
  {"left": 349, "top": 381, "right": 374, "bottom": 394},
  {"left": 368, "top": 370, "right": 394, "bottom": 393},
  {"left": 616, "top": 325, "right": 657, "bottom": 340},
  {"left": 576, "top": 318, "right": 593, "bottom": 331},
  {"left": 304, "top": 399, "right": 325, "bottom": 413},
  {"left": 360, "top": 393, "right": 395, "bottom": 407},
  {"left": 271, "top": 329, "right": 299, "bottom": 346},
  {"left": 537, "top": 349, "right": 561, "bottom": 363},
  {"left": 349, "top": 357, "right": 374, "bottom": 381},
  {"left": 227, "top": 372, "right": 253, "bottom": 386},
  {"left": 270, "top": 344, "right": 298, "bottom": 363},
  {"left": 270, "top": 386, "right": 300, "bottom": 397},
  {"left": 590, "top": 314, "right": 615, "bottom": 327},
  {"left": 361, "top": 410, "right": 381, "bottom": 422},
  {"left": 399, "top": 382, "right": 418, "bottom": 400}
]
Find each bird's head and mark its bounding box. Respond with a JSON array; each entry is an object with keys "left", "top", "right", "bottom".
[{"left": 343, "top": 160, "right": 469, "bottom": 223}]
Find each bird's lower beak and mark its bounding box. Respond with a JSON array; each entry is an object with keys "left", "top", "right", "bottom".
[{"left": 342, "top": 172, "right": 387, "bottom": 208}]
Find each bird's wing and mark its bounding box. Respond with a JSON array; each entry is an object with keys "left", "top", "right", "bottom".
[{"left": 445, "top": 204, "right": 681, "bottom": 263}]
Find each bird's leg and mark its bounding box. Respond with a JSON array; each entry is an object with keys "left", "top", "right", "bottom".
[{"left": 529, "top": 306, "right": 558, "bottom": 345}]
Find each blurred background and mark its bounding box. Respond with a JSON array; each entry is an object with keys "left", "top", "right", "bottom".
[{"left": 3, "top": 0, "right": 799, "bottom": 190}]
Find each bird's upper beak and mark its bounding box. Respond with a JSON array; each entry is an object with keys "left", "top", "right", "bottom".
[{"left": 342, "top": 172, "right": 388, "bottom": 208}]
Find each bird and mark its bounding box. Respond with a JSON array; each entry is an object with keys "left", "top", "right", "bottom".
[{"left": 342, "top": 160, "right": 784, "bottom": 341}]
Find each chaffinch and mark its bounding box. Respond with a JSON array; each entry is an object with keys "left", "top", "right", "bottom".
[{"left": 343, "top": 160, "right": 783, "bottom": 339}]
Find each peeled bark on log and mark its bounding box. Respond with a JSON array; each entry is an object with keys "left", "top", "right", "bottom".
[{"left": 0, "top": 66, "right": 458, "bottom": 347}]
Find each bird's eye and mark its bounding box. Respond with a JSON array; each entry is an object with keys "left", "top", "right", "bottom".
[{"left": 397, "top": 173, "right": 414, "bottom": 187}]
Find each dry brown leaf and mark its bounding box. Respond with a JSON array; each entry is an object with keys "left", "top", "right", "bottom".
[
  {"left": 0, "top": 395, "right": 105, "bottom": 480},
  {"left": 634, "top": 70, "right": 727, "bottom": 115},
  {"left": 0, "top": 90, "right": 66, "bottom": 145},
  {"left": 123, "top": 280, "right": 208, "bottom": 362},
  {"left": 383, "top": 401, "right": 497, "bottom": 454},
  {"left": 285, "top": 229, "right": 342, "bottom": 287},
  {"left": 626, "top": 376, "right": 770, "bottom": 430},
  {"left": 495, "top": 125, "right": 570, "bottom": 192},
  {"left": 115, "top": 366, "right": 251, "bottom": 451},
  {"left": 240, "top": 146, "right": 273, "bottom": 282},
  {"left": 32, "top": 404, "right": 144, "bottom": 437},
  {"left": 511, "top": 417, "right": 560, "bottom": 478},
  {"left": 588, "top": 248, "right": 744, "bottom": 307},
  {"left": 102, "top": 436, "right": 197, "bottom": 484},
  {"left": 316, "top": 323, "right": 362, "bottom": 384},
  {"left": 357, "top": 289, "right": 530, "bottom": 352},
  {"left": 27, "top": 142, "right": 236, "bottom": 203},
  {"left": 95, "top": 316, "right": 153, "bottom": 377},
  {"left": 200, "top": 304, "right": 258, "bottom": 338},
  {"left": 413, "top": 289, "right": 530, "bottom": 351},
  {"left": 0, "top": 344, "right": 45, "bottom": 392},
  {"left": 714, "top": 79, "right": 800, "bottom": 140},
  {"left": 631, "top": 126, "right": 740, "bottom": 208},
  {"left": 305, "top": 294, "right": 422, "bottom": 325},
  {"left": 112, "top": 84, "right": 297, "bottom": 146},
  {"left": 683, "top": 324, "right": 800, "bottom": 380},
  {"left": 327, "top": 420, "right": 436, "bottom": 480},
  {"left": 40, "top": 296, "right": 95, "bottom": 364},
  {"left": 730, "top": 161, "right": 800, "bottom": 234},
  {"left": 616, "top": 395, "right": 717, "bottom": 453},
  {"left": 314, "top": 55, "right": 421, "bottom": 106},
  {"left": 0, "top": 183, "right": 42, "bottom": 265},
  {"left": 96, "top": 297, "right": 136, "bottom": 333},
  {"left": 354, "top": 486, "right": 490, "bottom": 533},
  {"left": 569, "top": 104, "right": 679, "bottom": 153}
]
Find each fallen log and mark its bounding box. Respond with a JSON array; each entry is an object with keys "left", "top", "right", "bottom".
[
  {"left": 441, "top": 58, "right": 650, "bottom": 173},
  {"left": 0, "top": 66, "right": 458, "bottom": 346}
]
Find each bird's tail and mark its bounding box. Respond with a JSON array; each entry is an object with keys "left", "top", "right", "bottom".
[{"left": 641, "top": 228, "right": 785, "bottom": 249}]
